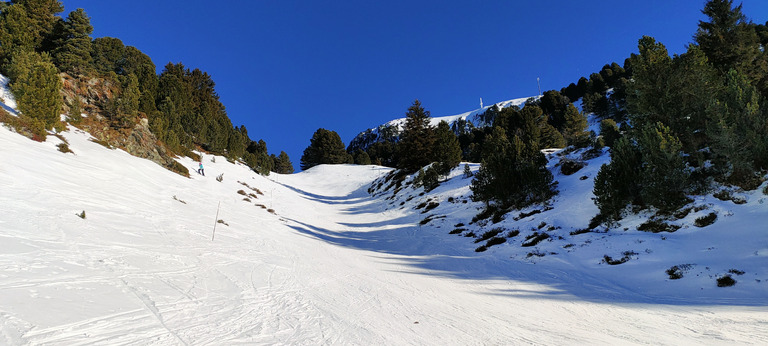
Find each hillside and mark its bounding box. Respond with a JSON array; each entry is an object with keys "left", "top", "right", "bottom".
[{"left": 1, "top": 107, "right": 767, "bottom": 344}]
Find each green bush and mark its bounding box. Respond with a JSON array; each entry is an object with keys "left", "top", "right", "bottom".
[
  {"left": 716, "top": 275, "right": 736, "bottom": 287},
  {"left": 694, "top": 212, "right": 717, "bottom": 227}
]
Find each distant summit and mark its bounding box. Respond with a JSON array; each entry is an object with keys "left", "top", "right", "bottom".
[{"left": 347, "top": 97, "right": 533, "bottom": 153}]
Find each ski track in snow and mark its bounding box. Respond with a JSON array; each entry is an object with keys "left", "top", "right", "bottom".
[{"left": 1, "top": 124, "right": 767, "bottom": 345}]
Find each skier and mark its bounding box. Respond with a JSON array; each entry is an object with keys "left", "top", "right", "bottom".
[{"left": 198, "top": 161, "right": 205, "bottom": 176}]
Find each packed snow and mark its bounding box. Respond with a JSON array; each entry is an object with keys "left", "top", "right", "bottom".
[{"left": 1, "top": 119, "right": 767, "bottom": 344}]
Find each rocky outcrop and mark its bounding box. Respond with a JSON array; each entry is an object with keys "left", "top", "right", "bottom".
[{"left": 60, "top": 73, "right": 180, "bottom": 173}]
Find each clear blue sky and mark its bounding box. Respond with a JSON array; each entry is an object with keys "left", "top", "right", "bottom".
[{"left": 61, "top": 0, "right": 768, "bottom": 170}]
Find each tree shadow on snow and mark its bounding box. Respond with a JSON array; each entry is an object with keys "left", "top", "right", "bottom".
[{"left": 279, "top": 184, "right": 767, "bottom": 307}]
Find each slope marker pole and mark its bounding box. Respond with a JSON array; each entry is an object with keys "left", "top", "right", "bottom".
[{"left": 212, "top": 201, "right": 221, "bottom": 241}]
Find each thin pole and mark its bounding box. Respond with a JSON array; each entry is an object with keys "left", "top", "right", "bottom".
[
  {"left": 537, "top": 77, "right": 542, "bottom": 97},
  {"left": 212, "top": 201, "right": 221, "bottom": 241}
]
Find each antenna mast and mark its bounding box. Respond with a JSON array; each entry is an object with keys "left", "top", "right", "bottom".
[{"left": 537, "top": 77, "right": 542, "bottom": 97}]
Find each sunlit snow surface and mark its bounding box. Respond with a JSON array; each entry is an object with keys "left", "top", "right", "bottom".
[{"left": 1, "top": 122, "right": 767, "bottom": 343}]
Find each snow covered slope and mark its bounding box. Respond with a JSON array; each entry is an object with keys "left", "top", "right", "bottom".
[
  {"left": 348, "top": 97, "right": 531, "bottom": 152},
  {"left": 1, "top": 120, "right": 767, "bottom": 344}
]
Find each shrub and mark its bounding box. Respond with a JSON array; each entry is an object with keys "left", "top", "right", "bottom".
[
  {"left": 217, "top": 219, "right": 229, "bottom": 226},
  {"left": 694, "top": 212, "right": 717, "bottom": 227},
  {"left": 522, "top": 232, "right": 550, "bottom": 247},
  {"left": 485, "top": 236, "right": 506, "bottom": 247},
  {"left": 168, "top": 161, "right": 190, "bottom": 177},
  {"left": 716, "top": 275, "right": 736, "bottom": 287},
  {"left": 666, "top": 266, "right": 684, "bottom": 279},
  {"left": 449, "top": 228, "right": 465, "bottom": 235},
  {"left": 475, "top": 228, "right": 503, "bottom": 243},
  {"left": 237, "top": 190, "right": 246, "bottom": 195},
  {"left": 515, "top": 209, "right": 541, "bottom": 220},
  {"left": 475, "top": 245, "right": 488, "bottom": 252},
  {"left": 604, "top": 251, "right": 637, "bottom": 265},
  {"left": 216, "top": 173, "right": 224, "bottom": 182},
  {"left": 57, "top": 143, "right": 73, "bottom": 154},
  {"left": 728, "top": 269, "right": 745, "bottom": 275},
  {"left": 507, "top": 229, "right": 520, "bottom": 237},
  {"left": 423, "top": 201, "right": 439, "bottom": 212},
  {"left": 560, "top": 159, "right": 585, "bottom": 176},
  {"left": 77, "top": 210, "right": 86, "bottom": 219},
  {"left": 638, "top": 219, "right": 680, "bottom": 233},
  {"left": 267, "top": 209, "right": 276, "bottom": 214}
]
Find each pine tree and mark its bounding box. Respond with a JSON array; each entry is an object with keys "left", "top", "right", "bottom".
[
  {"left": 431, "top": 120, "right": 462, "bottom": 176},
  {"left": 637, "top": 122, "right": 691, "bottom": 212},
  {"left": 562, "top": 104, "right": 590, "bottom": 147},
  {"left": 8, "top": 50, "right": 61, "bottom": 138},
  {"left": 599, "top": 119, "right": 621, "bottom": 148},
  {"left": 273, "top": 151, "right": 294, "bottom": 174},
  {"left": 695, "top": 0, "right": 767, "bottom": 91},
  {"left": 300, "top": 128, "right": 350, "bottom": 170},
  {"left": 397, "top": 99, "right": 435, "bottom": 173},
  {"left": 15, "top": 0, "right": 63, "bottom": 46},
  {"left": 593, "top": 137, "right": 642, "bottom": 221},
  {"left": 0, "top": 4, "right": 35, "bottom": 66},
  {"left": 353, "top": 149, "right": 371, "bottom": 165},
  {"left": 52, "top": 8, "right": 92, "bottom": 74},
  {"left": 707, "top": 69, "right": 768, "bottom": 188}
]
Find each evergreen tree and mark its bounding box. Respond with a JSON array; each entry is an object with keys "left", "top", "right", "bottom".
[
  {"left": 273, "top": 151, "right": 294, "bottom": 174},
  {"left": 300, "top": 128, "right": 350, "bottom": 170},
  {"left": 593, "top": 137, "right": 642, "bottom": 221},
  {"left": 51, "top": 8, "right": 92, "bottom": 74},
  {"left": 707, "top": 69, "right": 768, "bottom": 188},
  {"left": 0, "top": 4, "right": 35, "bottom": 66},
  {"left": 7, "top": 0, "right": 62, "bottom": 53},
  {"left": 637, "top": 122, "right": 691, "bottom": 212},
  {"left": 397, "top": 99, "right": 435, "bottom": 173},
  {"left": 471, "top": 126, "right": 555, "bottom": 208},
  {"left": 599, "top": 119, "right": 621, "bottom": 148},
  {"left": 353, "top": 149, "right": 371, "bottom": 165},
  {"left": 561, "top": 104, "right": 590, "bottom": 147},
  {"left": 431, "top": 120, "right": 462, "bottom": 176},
  {"left": 695, "top": 0, "right": 767, "bottom": 94},
  {"left": 539, "top": 90, "right": 570, "bottom": 131},
  {"left": 8, "top": 50, "right": 61, "bottom": 138}
]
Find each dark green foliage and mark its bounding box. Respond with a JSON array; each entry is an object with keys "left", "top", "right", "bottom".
[
  {"left": 706, "top": 69, "right": 768, "bottom": 188},
  {"left": 397, "top": 100, "right": 436, "bottom": 173},
  {"left": 77, "top": 210, "right": 85, "bottom": 219},
  {"left": 538, "top": 90, "right": 570, "bottom": 131},
  {"left": 599, "top": 119, "right": 621, "bottom": 148},
  {"left": 666, "top": 264, "right": 693, "bottom": 279},
  {"left": 0, "top": 5, "right": 36, "bottom": 66},
  {"left": 561, "top": 104, "right": 589, "bottom": 147},
  {"left": 272, "top": 151, "right": 294, "bottom": 174},
  {"left": 695, "top": 0, "right": 768, "bottom": 95},
  {"left": 462, "top": 163, "right": 472, "bottom": 178},
  {"left": 245, "top": 139, "right": 273, "bottom": 175},
  {"left": 353, "top": 149, "right": 371, "bottom": 165},
  {"left": 366, "top": 141, "right": 397, "bottom": 167},
  {"left": 421, "top": 167, "right": 439, "bottom": 192},
  {"left": 694, "top": 212, "right": 718, "bottom": 227},
  {"left": 471, "top": 126, "right": 556, "bottom": 209},
  {"left": 91, "top": 38, "right": 158, "bottom": 114},
  {"left": 432, "top": 120, "right": 462, "bottom": 176},
  {"left": 7, "top": 50, "right": 62, "bottom": 138},
  {"left": 538, "top": 121, "right": 565, "bottom": 149},
  {"left": 559, "top": 159, "right": 585, "bottom": 176},
  {"left": 474, "top": 228, "right": 503, "bottom": 243},
  {"left": 636, "top": 123, "right": 691, "bottom": 212},
  {"left": 51, "top": 8, "right": 92, "bottom": 74},
  {"left": 637, "top": 219, "right": 681, "bottom": 233},
  {"left": 300, "top": 128, "right": 350, "bottom": 170},
  {"left": 593, "top": 138, "right": 642, "bottom": 221},
  {"left": 716, "top": 275, "right": 736, "bottom": 287},
  {"left": 521, "top": 232, "right": 549, "bottom": 247},
  {"left": 0, "top": 0, "right": 63, "bottom": 63}
]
